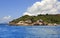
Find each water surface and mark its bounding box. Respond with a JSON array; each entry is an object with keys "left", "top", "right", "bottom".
[{"left": 0, "top": 24, "right": 60, "bottom": 38}]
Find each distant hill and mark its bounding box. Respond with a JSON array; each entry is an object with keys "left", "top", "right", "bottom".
[{"left": 9, "top": 14, "right": 60, "bottom": 25}]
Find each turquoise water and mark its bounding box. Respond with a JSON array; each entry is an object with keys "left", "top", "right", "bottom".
[{"left": 0, "top": 24, "right": 60, "bottom": 38}]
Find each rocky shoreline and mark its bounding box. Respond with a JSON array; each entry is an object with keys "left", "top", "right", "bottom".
[
  {"left": 9, "top": 23, "right": 59, "bottom": 26},
  {"left": 9, "top": 19, "right": 59, "bottom": 26}
]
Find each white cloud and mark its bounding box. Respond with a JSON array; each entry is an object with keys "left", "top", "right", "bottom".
[
  {"left": 3, "top": 16, "right": 11, "bottom": 20},
  {"left": 23, "top": 0, "right": 60, "bottom": 16},
  {"left": 0, "top": 16, "right": 12, "bottom": 23}
]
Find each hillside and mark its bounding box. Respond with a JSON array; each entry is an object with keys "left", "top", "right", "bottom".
[{"left": 9, "top": 14, "right": 60, "bottom": 25}]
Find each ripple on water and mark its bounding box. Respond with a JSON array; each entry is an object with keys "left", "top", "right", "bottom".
[{"left": 0, "top": 24, "right": 60, "bottom": 38}]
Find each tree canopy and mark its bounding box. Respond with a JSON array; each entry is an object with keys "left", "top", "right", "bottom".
[{"left": 10, "top": 14, "right": 60, "bottom": 24}]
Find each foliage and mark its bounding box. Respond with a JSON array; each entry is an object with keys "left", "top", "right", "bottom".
[{"left": 10, "top": 14, "right": 60, "bottom": 24}]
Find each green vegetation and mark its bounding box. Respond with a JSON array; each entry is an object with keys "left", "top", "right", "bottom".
[{"left": 9, "top": 14, "right": 60, "bottom": 24}]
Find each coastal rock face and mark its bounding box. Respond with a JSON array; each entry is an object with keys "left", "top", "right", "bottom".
[
  {"left": 48, "top": 23, "right": 57, "bottom": 26},
  {"left": 9, "top": 19, "right": 45, "bottom": 26},
  {"left": 17, "top": 22, "right": 29, "bottom": 26},
  {"left": 16, "top": 19, "right": 45, "bottom": 26},
  {"left": 17, "top": 20, "right": 33, "bottom": 26}
]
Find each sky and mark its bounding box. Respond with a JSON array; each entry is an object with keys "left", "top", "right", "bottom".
[
  {"left": 0, "top": 0, "right": 41, "bottom": 23},
  {"left": 24, "top": 0, "right": 60, "bottom": 16},
  {"left": 0, "top": 0, "right": 60, "bottom": 23}
]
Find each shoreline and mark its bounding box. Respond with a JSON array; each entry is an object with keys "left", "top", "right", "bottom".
[{"left": 9, "top": 23, "right": 60, "bottom": 26}]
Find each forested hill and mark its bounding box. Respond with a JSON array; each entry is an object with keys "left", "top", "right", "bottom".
[{"left": 9, "top": 14, "right": 60, "bottom": 24}]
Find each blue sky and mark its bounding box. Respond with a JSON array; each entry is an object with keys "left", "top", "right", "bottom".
[
  {"left": 0, "top": 0, "right": 41, "bottom": 18},
  {"left": 0, "top": 0, "right": 41, "bottom": 23},
  {"left": 0, "top": 0, "right": 60, "bottom": 23}
]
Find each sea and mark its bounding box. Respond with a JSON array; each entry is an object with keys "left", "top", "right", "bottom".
[{"left": 0, "top": 24, "right": 60, "bottom": 38}]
